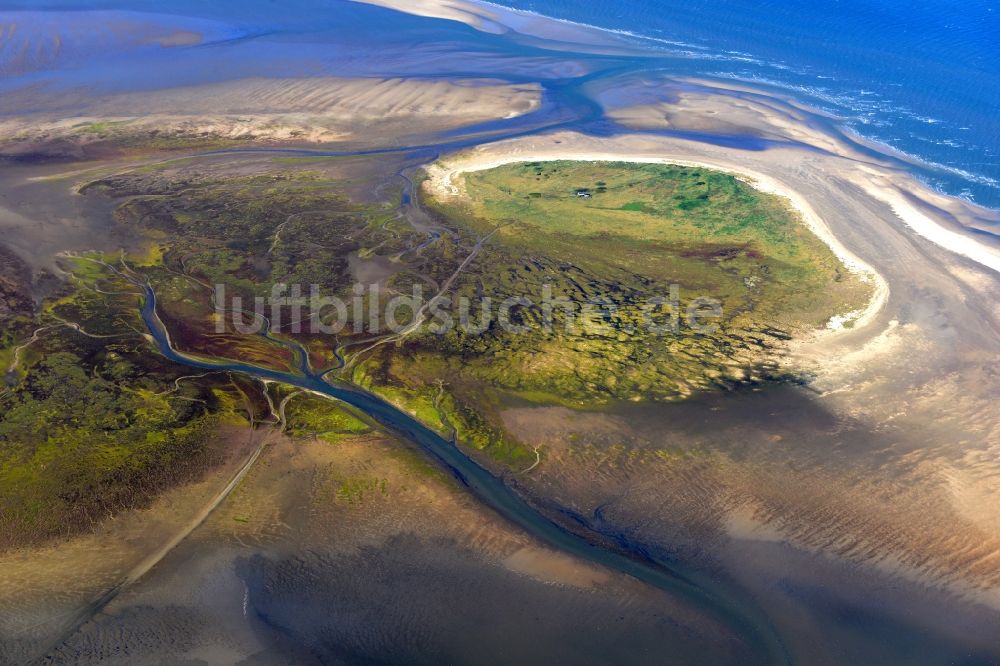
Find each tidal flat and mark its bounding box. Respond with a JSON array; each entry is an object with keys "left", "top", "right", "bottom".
[
  {"left": 2, "top": 142, "right": 996, "bottom": 665},
  {"left": 1, "top": 1, "right": 999, "bottom": 664}
]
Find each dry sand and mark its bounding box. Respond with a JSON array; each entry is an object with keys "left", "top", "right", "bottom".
[
  {"left": 0, "top": 76, "right": 541, "bottom": 147},
  {"left": 423, "top": 85, "right": 1000, "bottom": 614},
  {"left": 349, "top": 0, "right": 508, "bottom": 33},
  {"left": 348, "top": 0, "right": 643, "bottom": 50},
  {"left": 424, "top": 142, "right": 889, "bottom": 334},
  {"left": 2, "top": 10, "right": 998, "bottom": 654}
]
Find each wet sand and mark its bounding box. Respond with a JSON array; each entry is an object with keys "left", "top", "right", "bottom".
[
  {"left": 5, "top": 85, "right": 999, "bottom": 666},
  {"left": 0, "top": 77, "right": 542, "bottom": 149},
  {"left": 419, "top": 115, "right": 1000, "bottom": 586},
  {"left": 0, "top": 426, "right": 265, "bottom": 664},
  {"left": 411, "top": 76, "right": 1000, "bottom": 660},
  {"left": 40, "top": 431, "right": 754, "bottom": 665},
  {"left": 0, "top": 0, "right": 998, "bottom": 662},
  {"left": 500, "top": 388, "right": 1000, "bottom": 663}
]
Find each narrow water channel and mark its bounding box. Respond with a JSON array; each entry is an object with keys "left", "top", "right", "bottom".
[{"left": 138, "top": 282, "right": 790, "bottom": 666}]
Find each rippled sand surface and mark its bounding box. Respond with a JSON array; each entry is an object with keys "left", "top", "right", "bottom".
[{"left": 1, "top": 0, "right": 999, "bottom": 663}]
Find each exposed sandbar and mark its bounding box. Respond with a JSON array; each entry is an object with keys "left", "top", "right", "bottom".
[{"left": 0, "top": 76, "right": 542, "bottom": 149}]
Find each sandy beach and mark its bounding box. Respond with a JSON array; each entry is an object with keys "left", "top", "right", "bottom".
[
  {"left": 426, "top": 148, "right": 890, "bottom": 334},
  {"left": 418, "top": 95, "right": 1000, "bottom": 614},
  {"left": 356, "top": 0, "right": 1000, "bottom": 277},
  {"left": 2, "top": 0, "right": 999, "bottom": 661}
]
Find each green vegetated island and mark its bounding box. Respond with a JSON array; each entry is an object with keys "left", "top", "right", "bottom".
[{"left": 0, "top": 157, "right": 869, "bottom": 547}]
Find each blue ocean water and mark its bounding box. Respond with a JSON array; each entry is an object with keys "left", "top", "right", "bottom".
[
  {"left": 491, "top": 0, "right": 1000, "bottom": 208},
  {"left": 2, "top": 0, "right": 997, "bottom": 209}
]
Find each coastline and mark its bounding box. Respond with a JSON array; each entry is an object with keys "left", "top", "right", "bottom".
[
  {"left": 1, "top": 0, "right": 999, "bottom": 661},
  {"left": 417, "top": 117, "right": 1000, "bottom": 398},
  {"left": 425, "top": 146, "right": 890, "bottom": 335},
  {"left": 348, "top": 0, "right": 651, "bottom": 51},
  {"left": 854, "top": 164, "right": 1000, "bottom": 274},
  {"left": 415, "top": 126, "right": 1000, "bottom": 616},
  {"left": 353, "top": 0, "right": 1000, "bottom": 227}
]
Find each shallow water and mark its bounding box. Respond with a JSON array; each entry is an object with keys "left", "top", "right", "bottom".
[
  {"left": 3, "top": 0, "right": 997, "bottom": 211},
  {"left": 492, "top": 0, "right": 1000, "bottom": 207},
  {"left": 2, "top": 1, "right": 999, "bottom": 663},
  {"left": 136, "top": 281, "right": 789, "bottom": 664}
]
